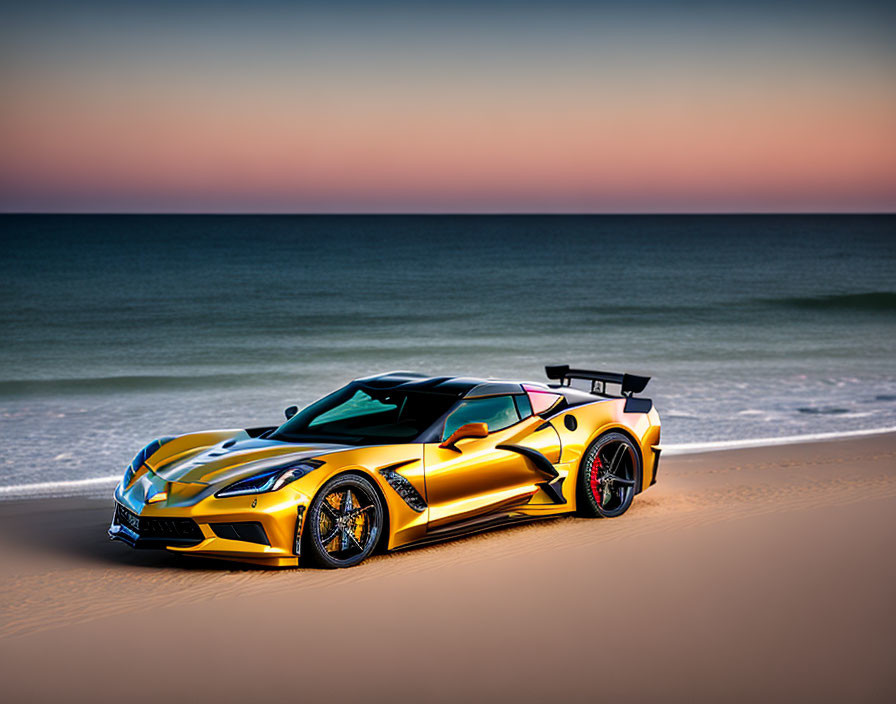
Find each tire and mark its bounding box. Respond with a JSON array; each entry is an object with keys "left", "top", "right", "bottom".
[
  {"left": 304, "top": 474, "right": 384, "bottom": 569},
  {"left": 578, "top": 432, "right": 640, "bottom": 518}
]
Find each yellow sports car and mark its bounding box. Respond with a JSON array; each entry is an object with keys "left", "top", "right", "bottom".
[{"left": 109, "top": 365, "right": 661, "bottom": 568}]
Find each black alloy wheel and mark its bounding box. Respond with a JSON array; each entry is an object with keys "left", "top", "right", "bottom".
[
  {"left": 305, "top": 474, "right": 384, "bottom": 568},
  {"left": 579, "top": 432, "right": 640, "bottom": 518}
]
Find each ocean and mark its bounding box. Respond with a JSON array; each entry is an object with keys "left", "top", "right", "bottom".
[{"left": 1, "top": 214, "right": 894, "bottom": 496}]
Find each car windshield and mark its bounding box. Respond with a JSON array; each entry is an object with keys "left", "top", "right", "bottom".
[{"left": 270, "top": 384, "right": 458, "bottom": 444}]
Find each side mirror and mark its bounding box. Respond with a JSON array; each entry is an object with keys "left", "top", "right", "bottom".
[
  {"left": 284, "top": 405, "right": 298, "bottom": 420},
  {"left": 439, "top": 422, "right": 488, "bottom": 452}
]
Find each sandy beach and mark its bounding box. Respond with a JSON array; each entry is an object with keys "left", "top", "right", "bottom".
[{"left": 1, "top": 433, "right": 894, "bottom": 703}]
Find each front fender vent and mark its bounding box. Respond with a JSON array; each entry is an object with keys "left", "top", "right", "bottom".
[{"left": 379, "top": 464, "right": 427, "bottom": 513}]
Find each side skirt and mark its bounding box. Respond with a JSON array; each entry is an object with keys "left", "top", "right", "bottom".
[{"left": 392, "top": 512, "right": 556, "bottom": 552}]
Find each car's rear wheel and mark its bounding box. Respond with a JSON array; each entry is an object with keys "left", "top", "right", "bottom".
[
  {"left": 305, "top": 474, "right": 383, "bottom": 568},
  {"left": 578, "top": 432, "right": 640, "bottom": 518}
]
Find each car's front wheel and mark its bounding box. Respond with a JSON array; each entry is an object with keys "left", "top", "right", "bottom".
[
  {"left": 578, "top": 432, "right": 640, "bottom": 518},
  {"left": 305, "top": 474, "right": 384, "bottom": 568}
]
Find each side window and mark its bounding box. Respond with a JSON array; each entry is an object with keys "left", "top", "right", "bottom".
[
  {"left": 513, "top": 393, "right": 533, "bottom": 419},
  {"left": 441, "top": 396, "right": 520, "bottom": 441}
]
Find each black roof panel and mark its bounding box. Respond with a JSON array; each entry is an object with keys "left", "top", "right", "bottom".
[
  {"left": 356, "top": 371, "right": 609, "bottom": 405},
  {"left": 357, "top": 371, "right": 482, "bottom": 396}
]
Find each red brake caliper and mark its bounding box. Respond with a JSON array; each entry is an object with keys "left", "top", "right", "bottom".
[{"left": 589, "top": 455, "right": 603, "bottom": 505}]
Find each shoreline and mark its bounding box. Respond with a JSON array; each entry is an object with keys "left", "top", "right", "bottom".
[
  {"left": 3, "top": 426, "right": 896, "bottom": 500},
  {"left": 660, "top": 424, "right": 896, "bottom": 454}
]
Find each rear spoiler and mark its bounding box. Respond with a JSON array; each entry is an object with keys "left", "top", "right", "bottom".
[{"left": 545, "top": 364, "right": 653, "bottom": 413}]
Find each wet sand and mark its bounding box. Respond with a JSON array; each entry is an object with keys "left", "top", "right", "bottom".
[{"left": 1, "top": 433, "right": 894, "bottom": 703}]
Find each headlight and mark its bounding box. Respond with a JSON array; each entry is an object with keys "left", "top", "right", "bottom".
[
  {"left": 123, "top": 436, "right": 175, "bottom": 486},
  {"left": 215, "top": 460, "right": 323, "bottom": 498}
]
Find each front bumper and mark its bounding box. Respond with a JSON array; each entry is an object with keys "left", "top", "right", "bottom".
[{"left": 109, "top": 495, "right": 307, "bottom": 568}]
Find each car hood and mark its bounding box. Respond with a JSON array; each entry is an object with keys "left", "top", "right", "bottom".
[{"left": 151, "top": 437, "right": 353, "bottom": 488}]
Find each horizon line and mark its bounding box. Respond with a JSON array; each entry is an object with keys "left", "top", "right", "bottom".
[{"left": 2, "top": 211, "right": 895, "bottom": 217}]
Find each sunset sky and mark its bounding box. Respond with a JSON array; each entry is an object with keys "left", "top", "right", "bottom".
[{"left": 1, "top": 0, "right": 894, "bottom": 213}]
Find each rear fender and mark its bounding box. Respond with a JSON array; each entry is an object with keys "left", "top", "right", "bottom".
[{"left": 547, "top": 400, "right": 661, "bottom": 493}]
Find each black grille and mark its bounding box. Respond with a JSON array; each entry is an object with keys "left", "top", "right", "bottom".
[{"left": 115, "top": 504, "right": 204, "bottom": 544}]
